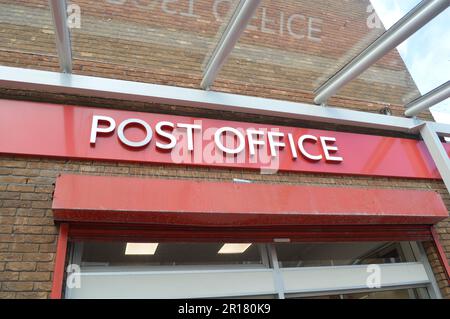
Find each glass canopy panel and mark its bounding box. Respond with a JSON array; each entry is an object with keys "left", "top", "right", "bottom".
[
  {"left": 337, "top": 3, "right": 449, "bottom": 117},
  {"left": 213, "top": 0, "right": 423, "bottom": 109},
  {"left": 274, "top": 242, "right": 406, "bottom": 267},
  {"left": 68, "top": 0, "right": 239, "bottom": 87},
  {"left": 80, "top": 242, "right": 264, "bottom": 268},
  {"left": 0, "top": 0, "right": 58, "bottom": 71},
  {"left": 405, "top": 6, "right": 449, "bottom": 117}
]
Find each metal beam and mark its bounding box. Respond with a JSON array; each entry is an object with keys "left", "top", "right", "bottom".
[
  {"left": 0, "top": 65, "right": 431, "bottom": 134},
  {"left": 201, "top": 0, "right": 261, "bottom": 89},
  {"left": 405, "top": 81, "right": 450, "bottom": 117},
  {"left": 420, "top": 123, "right": 450, "bottom": 194},
  {"left": 314, "top": 0, "right": 449, "bottom": 105},
  {"left": 3, "top": 65, "right": 450, "bottom": 195},
  {"left": 49, "top": 0, "right": 72, "bottom": 73},
  {"left": 427, "top": 122, "right": 450, "bottom": 138}
]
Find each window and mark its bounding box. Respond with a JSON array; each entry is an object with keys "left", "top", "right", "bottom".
[
  {"left": 80, "top": 241, "right": 265, "bottom": 268},
  {"left": 274, "top": 242, "right": 405, "bottom": 267},
  {"left": 65, "top": 240, "right": 439, "bottom": 299}
]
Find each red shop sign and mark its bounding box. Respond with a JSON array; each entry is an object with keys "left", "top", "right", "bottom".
[{"left": 0, "top": 99, "right": 447, "bottom": 179}]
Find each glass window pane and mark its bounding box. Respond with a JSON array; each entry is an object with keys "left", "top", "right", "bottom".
[
  {"left": 344, "top": 5, "right": 450, "bottom": 114},
  {"left": 79, "top": 241, "right": 264, "bottom": 268},
  {"left": 0, "top": 0, "right": 58, "bottom": 70},
  {"left": 69, "top": 0, "right": 239, "bottom": 87},
  {"left": 297, "top": 288, "right": 428, "bottom": 299},
  {"left": 213, "top": 0, "right": 425, "bottom": 110},
  {"left": 274, "top": 242, "right": 407, "bottom": 267},
  {"left": 67, "top": 241, "right": 432, "bottom": 299}
]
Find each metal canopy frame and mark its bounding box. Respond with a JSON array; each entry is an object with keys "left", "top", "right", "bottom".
[
  {"left": 420, "top": 123, "right": 450, "bottom": 192},
  {"left": 46, "top": 0, "right": 450, "bottom": 114},
  {"left": 313, "top": 0, "right": 449, "bottom": 106},
  {"left": 406, "top": 81, "right": 450, "bottom": 117},
  {"left": 1, "top": 65, "right": 450, "bottom": 196},
  {"left": 49, "top": 0, "right": 72, "bottom": 73},
  {"left": 201, "top": 0, "right": 262, "bottom": 90},
  {"left": 0, "top": 65, "right": 427, "bottom": 133}
]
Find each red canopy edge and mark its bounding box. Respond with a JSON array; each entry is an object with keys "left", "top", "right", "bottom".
[{"left": 52, "top": 174, "right": 448, "bottom": 227}]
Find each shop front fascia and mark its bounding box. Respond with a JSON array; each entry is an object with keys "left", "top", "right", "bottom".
[{"left": 0, "top": 92, "right": 449, "bottom": 299}]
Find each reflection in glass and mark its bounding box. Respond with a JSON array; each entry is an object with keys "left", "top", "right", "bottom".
[
  {"left": 80, "top": 241, "right": 264, "bottom": 268},
  {"left": 0, "top": 0, "right": 58, "bottom": 69},
  {"left": 274, "top": 242, "right": 406, "bottom": 267},
  {"left": 68, "top": 0, "right": 239, "bottom": 85},
  {"left": 215, "top": 0, "right": 421, "bottom": 108},
  {"left": 298, "top": 288, "right": 429, "bottom": 299}
]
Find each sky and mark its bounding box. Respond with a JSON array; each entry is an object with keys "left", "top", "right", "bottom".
[{"left": 370, "top": 0, "right": 450, "bottom": 122}]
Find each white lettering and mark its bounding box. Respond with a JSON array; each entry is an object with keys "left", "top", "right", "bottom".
[
  {"left": 287, "top": 14, "right": 305, "bottom": 39},
  {"left": 298, "top": 134, "right": 322, "bottom": 161},
  {"left": 287, "top": 133, "right": 298, "bottom": 159},
  {"left": 308, "top": 17, "right": 322, "bottom": 42},
  {"left": 247, "top": 129, "right": 265, "bottom": 156},
  {"left": 320, "top": 136, "right": 343, "bottom": 162},
  {"left": 155, "top": 121, "right": 176, "bottom": 150},
  {"left": 89, "top": 115, "right": 343, "bottom": 166},
  {"left": 162, "top": 0, "right": 177, "bottom": 14},
  {"left": 268, "top": 131, "right": 285, "bottom": 157},
  {"left": 177, "top": 123, "right": 201, "bottom": 151},
  {"left": 90, "top": 115, "right": 116, "bottom": 144},
  {"left": 180, "top": 0, "right": 199, "bottom": 18},
  {"left": 215, "top": 127, "right": 245, "bottom": 154},
  {"left": 212, "top": 0, "right": 232, "bottom": 21},
  {"left": 67, "top": 4, "right": 81, "bottom": 29},
  {"left": 261, "top": 8, "right": 275, "bottom": 34},
  {"left": 117, "top": 118, "right": 153, "bottom": 148}
]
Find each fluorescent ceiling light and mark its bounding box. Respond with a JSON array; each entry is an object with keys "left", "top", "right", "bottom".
[
  {"left": 218, "top": 243, "right": 252, "bottom": 254},
  {"left": 125, "top": 243, "right": 158, "bottom": 255}
]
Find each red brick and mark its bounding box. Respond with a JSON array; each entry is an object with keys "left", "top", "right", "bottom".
[
  {"left": 0, "top": 160, "right": 27, "bottom": 168},
  {"left": 0, "top": 292, "right": 16, "bottom": 299},
  {"left": 13, "top": 225, "right": 44, "bottom": 234},
  {"left": 16, "top": 291, "right": 48, "bottom": 299},
  {"left": 0, "top": 192, "right": 20, "bottom": 200},
  {"left": 20, "top": 193, "right": 50, "bottom": 201},
  {"left": 0, "top": 176, "right": 28, "bottom": 183},
  {"left": 0, "top": 271, "right": 19, "bottom": 281},
  {"left": 0, "top": 225, "right": 13, "bottom": 233},
  {"left": 5, "top": 262, "right": 36, "bottom": 271},
  {"left": 6, "top": 184, "right": 35, "bottom": 192},
  {"left": 0, "top": 208, "right": 16, "bottom": 216},
  {"left": 36, "top": 262, "right": 54, "bottom": 272},
  {"left": 2, "top": 282, "right": 34, "bottom": 292},
  {"left": 38, "top": 243, "right": 56, "bottom": 253},
  {"left": 19, "top": 272, "right": 51, "bottom": 281},
  {"left": 22, "top": 253, "right": 54, "bottom": 262},
  {"left": 33, "top": 282, "right": 53, "bottom": 292},
  {"left": 16, "top": 208, "right": 46, "bottom": 217},
  {"left": 9, "top": 243, "right": 39, "bottom": 253},
  {"left": 0, "top": 253, "right": 22, "bottom": 262}
]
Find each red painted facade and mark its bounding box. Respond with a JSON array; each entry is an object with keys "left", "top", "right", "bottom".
[
  {"left": 1, "top": 99, "right": 449, "bottom": 179},
  {"left": 52, "top": 174, "right": 448, "bottom": 226}
]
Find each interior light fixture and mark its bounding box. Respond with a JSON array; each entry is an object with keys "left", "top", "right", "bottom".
[
  {"left": 218, "top": 243, "right": 252, "bottom": 254},
  {"left": 273, "top": 238, "right": 291, "bottom": 243},
  {"left": 125, "top": 243, "right": 158, "bottom": 255}
]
